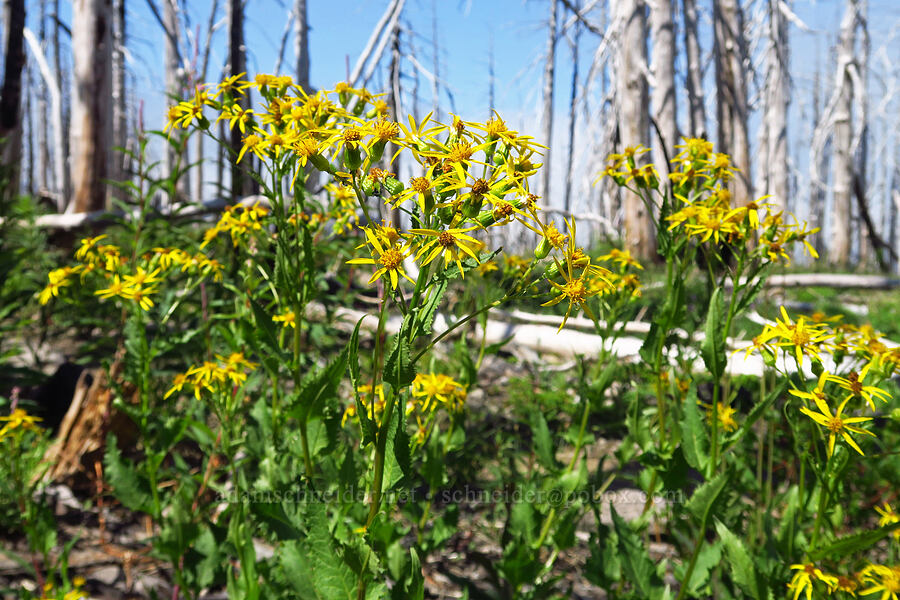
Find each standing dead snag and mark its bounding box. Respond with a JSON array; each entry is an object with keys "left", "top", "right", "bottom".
[
  {"left": 616, "top": 0, "right": 655, "bottom": 260},
  {"left": 714, "top": 0, "right": 751, "bottom": 206},
  {"left": 682, "top": 0, "right": 706, "bottom": 139},
  {"left": 70, "top": 0, "right": 113, "bottom": 213},
  {"left": 541, "top": 0, "right": 558, "bottom": 203},
  {"left": 764, "top": 0, "right": 789, "bottom": 213},
  {"left": 650, "top": 0, "right": 678, "bottom": 181},
  {"left": 829, "top": 1, "right": 858, "bottom": 266},
  {"left": 0, "top": 0, "right": 26, "bottom": 208}
]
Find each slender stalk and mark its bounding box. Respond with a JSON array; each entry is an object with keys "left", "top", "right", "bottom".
[{"left": 366, "top": 385, "right": 395, "bottom": 528}]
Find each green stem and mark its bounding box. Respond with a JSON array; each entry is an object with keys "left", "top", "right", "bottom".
[{"left": 366, "top": 386, "right": 396, "bottom": 528}]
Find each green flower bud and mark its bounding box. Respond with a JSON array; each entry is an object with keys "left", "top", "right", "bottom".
[
  {"left": 534, "top": 237, "right": 552, "bottom": 259},
  {"left": 361, "top": 177, "right": 378, "bottom": 196},
  {"left": 343, "top": 145, "right": 362, "bottom": 171},
  {"left": 462, "top": 196, "right": 484, "bottom": 218},
  {"left": 369, "top": 140, "right": 387, "bottom": 163},
  {"left": 384, "top": 176, "right": 404, "bottom": 196}
]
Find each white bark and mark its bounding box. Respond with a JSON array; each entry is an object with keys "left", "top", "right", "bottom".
[
  {"left": 830, "top": 1, "right": 857, "bottom": 265},
  {"left": 714, "top": 0, "right": 751, "bottom": 205},
  {"left": 69, "top": 0, "right": 113, "bottom": 213},
  {"left": 541, "top": 0, "right": 558, "bottom": 202},
  {"left": 111, "top": 0, "right": 127, "bottom": 201},
  {"left": 294, "top": 0, "right": 310, "bottom": 90},
  {"left": 650, "top": 0, "right": 677, "bottom": 178},
  {"left": 682, "top": 0, "right": 706, "bottom": 138},
  {"left": 616, "top": 0, "right": 654, "bottom": 259},
  {"left": 23, "top": 28, "right": 65, "bottom": 211},
  {"left": 764, "top": 0, "right": 789, "bottom": 212}
]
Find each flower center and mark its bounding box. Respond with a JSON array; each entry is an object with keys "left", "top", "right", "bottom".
[
  {"left": 562, "top": 279, "right": 587, "bottom": 303},
  {"left": 379, "top": 248, "right": 403, "bottom": 270},
  {"left": 791, "top": 328, "right": 811, "bottom": 347},
  {"left": 848, "top": 372, "right": 863, "bottom": 395},
  {"left": 411, "top": 177, "right": 430, "bottom": 193},
  {"left": 826, "top": 416, "right": 845, "bottom": 434},
  {"left": 438, "top": 232, "right": 456, "bottom": 248},
  {"left": 343, "top": 128, "right": 361, "bottom": 142},
  {"left": 471, "top": 178, "right": 490, "bottom": 196}
]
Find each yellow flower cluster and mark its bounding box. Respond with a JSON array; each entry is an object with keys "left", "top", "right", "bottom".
[
  {"left": 746, "top": 307, "right": 895, "bottom": 459},
  {"left": 342, "top": 373, "right": 467, "bottom": 445},
  {"left": 40, "top": 576, "right": 88, "bottom": 600},
  {"left": 0, "top": 408, "right": 42, "bottom": 440},
  {"left": 165, "top": 352, "right": 259, "bottom": 400},
  {"left": 788, "top": 562, "right": 900, "bottom": 599},
  {"left": 168, "top": 73, "right": 636, "bottom": 329},
  {"left": 38, "top": 234, "right": 224, "bottom": 310},
  {"left": 201, "top": 201, "right": 270, "bottom": 248},
  {"left": 748, "top": 307, "right": 899, "bottom": 377}
]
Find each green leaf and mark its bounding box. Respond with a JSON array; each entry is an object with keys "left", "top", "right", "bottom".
[
  {"left": 610, "top": 505, "right": 665, "bottom": 600},
  {"left": 730, "top": 379, "right": 788, "bottom": 447},
  {"left": 530, "top": 411, "right": 558, "bottom": 470},
  {"left": 809, "top": 520, "right": 900, "bottom": 562},
  {"left": 291, "top": 346, "right": 348, "bottom": 423},
  {"left": 280, "top": 502, "right": 357, "bottom": 599},
  {"left": 686, "top": 470, "right": 730, "bottom": 524},
  {"left": 714, "top": 519, "right": 768, "bottom": 599},
  {"left": 406, "top": 548, "right": 425, "bottom": 600},
  {"left": 348, "top": 318, "right": 375, "bottom": 445},
  {"left": 383, "top": 393, "right": 411, "bottom": 491},
  {"left": 383, "top": 334, "right": 416, "bottom": 391},
  {"left": 248, "top": 296, "right": 281, "bottom": 353},
  {"left": 680, "top": 391, "right": 709, "bottom": 472},
  {"left": 700, "top": 287, "right": 725, "bottom": 379},
  {"left": 103, "top": 434, "right": 154, "bottom": 515},
  {"left": 412, "top": 276, "right": 448, "bottom": 340}
]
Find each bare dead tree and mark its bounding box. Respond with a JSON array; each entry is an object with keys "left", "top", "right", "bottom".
[
  {"left": 714, "top": 0, "right": 751, "bottom": 205},
  {"left": 227, "top": 0, "right": 251, "bottom": 200},
  {"left": 0, "top": 0, "right": 26, "bottom": 207},
  {"left": 52, "top": 0, "right": 70, "bottom": 202},
  {"left": 431, "top": 0, "right": 439, "bottom": 121},
  {"left": 192, "top": 0, "right": 221, "bottom": 206},
  {"left": 563, "top": 0, "right": 581, "bottom": 214},
  {"left": 487, "top": 32, "right": 495, "bottom": 117},
  {"left": 650, "top": 0, "right": 678, "bottom": 180},
  {"left": 70, "top": 0, "right": 113, "bottom": 213},
  {"left": 682, "top": 0, "right": 706, "bottom": 139},
  {"left": 388, "top": 23, "right": 402, "bottom": 228},
  {"left": 111, "top": 0, "right": 127, "bottom": 202},
  {"left": 853, "top": 0, "right": 870, "bottom": 264},
  {"left": 829, "top": 1, "right": 858, "bottom": 265},
  {"left": 23, "top": 28, "right": 64, "bottom": 210},
  {"left": 162, "top": 0, "right": 189, "bottom": 202},
  {"left": 347, "top": 0, "right": 403, "bottom": 87},
  {"left": 294, "top": 0, "right": 310, "bottom": 90},
  {"left": 763, "top": 0, "right": 789, "bottom": 212},
  {"left": 273, "top": 9, "right": 294, "bottom": 75},
  {"left": 616, "top": 0, "right": 654, "bottom": 259},
  {"left": 541, "top": 0, "right": 558, "bottom": 203},
  {"left": 37, "top": 0, "right": 49, "bottom": 194}
]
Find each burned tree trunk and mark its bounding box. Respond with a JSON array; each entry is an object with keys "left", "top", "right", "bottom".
[
  {"left": 540, "top": 0, "right": 558, "bottom": 202},
  {"left": 830, "top": 1, "right": 857, "bottom": 265},
  {"left": 227, "top": 0, "right": 251, "bottom": 201},
  {"left": 682, "top": 0, "right": 706, "bottom": 139},
  {"left": 0, "top": 0, "right": 26, "bottom": 208},
  {"left": 616, "top": 0, "right": 654, "bottom": 260},
  {"left": 70, "top": 0, "right": 113, "bottom": 213},
  {"left": 714, "top": 0, "right": 751, "bottom": 205},
  {"left": 650, "top": 0, "right": 677, "bottom": 179},
  {"left": 110, "top": 0, "right": 127, "bottom": 202},
  {"left": 764, "top": 0, "right": 789, "bottom": 212},
  {"left": 294, "top": 0, "right": 310, "bottom": 91}
]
